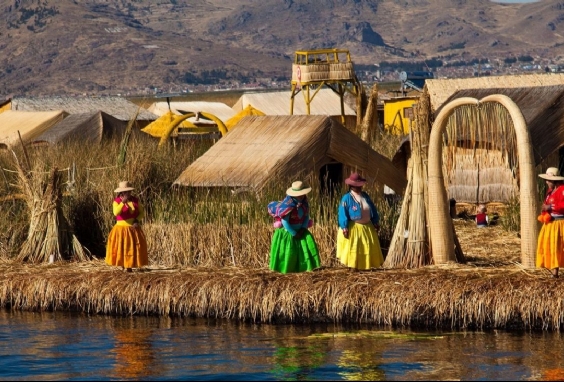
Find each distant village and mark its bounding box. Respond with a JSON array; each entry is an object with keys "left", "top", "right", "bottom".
[{"left": 125, "top": 55, "right": 564, "bottom": 97}]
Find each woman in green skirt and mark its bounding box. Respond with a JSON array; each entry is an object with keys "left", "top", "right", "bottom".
[{"left": 268, "top": 181, "right": 321, "bottom": 273}]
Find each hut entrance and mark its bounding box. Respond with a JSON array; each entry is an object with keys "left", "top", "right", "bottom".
[{"left": 319, "top": 162, "right": 343, "bottom": 197}]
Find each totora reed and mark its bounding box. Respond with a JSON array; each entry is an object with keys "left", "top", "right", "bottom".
[
  {"left": 0, "top": 221, "right": 563, "bottom": 331},
  {"left": 0, "top": 125, "right": 559, "bottom": 330}
]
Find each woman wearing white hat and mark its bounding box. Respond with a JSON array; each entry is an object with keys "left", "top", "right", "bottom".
[
  {"left": 537, "top": 167, "right": 564, "bottom": 278},
  {"left": 268, "top": 180, "right": 321, "bottom": 274},
  {"left": 106, "top": 181, "right": 148, "bottom": 272}
]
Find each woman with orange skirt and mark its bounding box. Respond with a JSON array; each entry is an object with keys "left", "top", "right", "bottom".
[
  {"left": 536, "top": 167, "right": 564, "bottom": 278},
  {"left": 106, "top": 181, "right": 148, "bottom": 272}
]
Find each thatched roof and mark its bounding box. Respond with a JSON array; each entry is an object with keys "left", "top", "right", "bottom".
[
  {"left": 148, "top": 101, "right": 236, "bottom": 124},
  {"left": 10, "top": 96, "right": 157, "bottom": 121},
  {"left": 425, "top": 73, "right": 564, "bottom": 112},
  {"left": 437, "top": 85, "right": 564, "bottom": 165},
  {"left": 173, "top": 115, "right": 406, "bottom": 194},
  {"left": 30, "top": 111, "right": 127, "bottom": 146},
  {"left": 232, "top": 88, "right": 356, "bottom": 116},
  {"left": 0, "top": 110, "right": 67, "bottom": 148}
]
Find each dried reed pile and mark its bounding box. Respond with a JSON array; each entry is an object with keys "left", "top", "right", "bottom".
[
  {"left": 383, "top": 90, "right": 463, "bottom": 268},
  {"left": 12, "top": 152, "right": 89, "bottom": 263}
]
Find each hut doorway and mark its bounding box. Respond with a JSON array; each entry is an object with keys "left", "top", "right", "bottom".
[{"left": 319, "top": 162, "right": 343, "bottom": 197}]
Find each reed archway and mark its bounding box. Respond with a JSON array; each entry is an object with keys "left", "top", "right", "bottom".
[
  {"left": 428, "top": 95, "right": 538, "bottom": 267},
  {"left": 158, "top": 112, "right": 228, "bottom": 147}
]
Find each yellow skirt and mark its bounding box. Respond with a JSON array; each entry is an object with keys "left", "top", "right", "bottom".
[
  {"left": 337, "top": 222, "right": 384, "bottom": 270},
  {"left": 536, "top": 220, "right": 564, "bottom": 270},
  {"left": 106, "top": 225, "right": 148, "bottom": 268}
]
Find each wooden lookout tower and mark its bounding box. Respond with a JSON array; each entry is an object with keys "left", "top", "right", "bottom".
[{"left": 290, "top": 49, "right": 362, "bottom": 124}]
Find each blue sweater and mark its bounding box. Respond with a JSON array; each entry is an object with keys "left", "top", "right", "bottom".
[{"left": 338, "top": 191, "right": 380, "bottom": 230}]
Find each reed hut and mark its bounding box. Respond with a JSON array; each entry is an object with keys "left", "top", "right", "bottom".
[
  {"left": 173, "top": 115, "right": 406, "bottom": 195},
  {"left": 387, "top": 77, "right": 548, "bottom": 269},
  {"left": 232, "top": 89, "right": 358, "bottom": 131},
  {"left": 392, "top": 74, "right": 564, "bottom": 204},
  {"left": 29, "top": 111, "right": 126, "bottom": 147},
  {"left": 9, "top": 96, "right": 157, "bottom": 129},
  {"left": 0, "top": 110, "right": 67, "bottom": 149}
]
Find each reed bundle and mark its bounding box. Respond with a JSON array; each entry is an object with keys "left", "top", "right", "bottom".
[
  {"left": 359, "top": 83, "right": 378, "bottom": 142},
  {"left": 12, "top": 152, "right": 89, "bottom": 263},
  {"left": 384, "top": 90, "right": 436, "bottom": 268}
]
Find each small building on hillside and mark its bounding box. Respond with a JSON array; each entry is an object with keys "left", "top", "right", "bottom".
[
  {"left": 8, "top": 96, "right": 157, "bottom": 128},
  {"left": 173, "top": 115, "right": 406, "bottom": 196},
  {"left": 30, "top": 111, "right": 126, "bottom": 146}
]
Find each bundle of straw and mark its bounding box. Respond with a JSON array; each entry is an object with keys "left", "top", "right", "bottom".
[
  {"left": 12, "top": 151, "right": 89, "bottom": 263},
  {"left": 383, "top": 90, "right": 464, "bottom": 268}
]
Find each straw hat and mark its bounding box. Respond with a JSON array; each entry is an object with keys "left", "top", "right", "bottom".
[
  {"left": 345, "top": 172, "right": 367, "bottom": 187},
  {"left": 539, "top": 167, "right": 564, "bottom": 181},
  {"left": 114, "top": 181, "right": 135, "bottom": 193},
  {"left": 286, "top": 181, "right": 311, "bottom": 197}
]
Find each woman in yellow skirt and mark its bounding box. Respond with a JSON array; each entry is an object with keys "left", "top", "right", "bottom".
[
  {"left": 336, "top": 172, "right": 384, "bottom": 270},
  {"left": 536, "top": 167, "right": 564, "bottom": 278},
  {"left": 106, "top": 181, "right": 148, "bottom": 272}
]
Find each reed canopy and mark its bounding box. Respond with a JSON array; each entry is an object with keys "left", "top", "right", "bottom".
[{"left": 173, "top": 115, "right": 407, "bottom": 195}]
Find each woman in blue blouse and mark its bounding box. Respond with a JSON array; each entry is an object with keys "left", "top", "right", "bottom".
[
  {"left": 337, "top": 172, "right": 384, "bottom": 270},
  {"left": 269, "top": 181, "right": 321, "bottom": 274}
]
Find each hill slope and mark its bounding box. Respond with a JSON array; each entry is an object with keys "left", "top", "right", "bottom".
[{"left": 1, "top": 0, "right": 563, "bottom": 96}]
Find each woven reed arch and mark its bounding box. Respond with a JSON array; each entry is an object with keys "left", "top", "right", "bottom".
[
  {"left": 158, "top": 112, "right": 228, "bottom": 147},
  {"left": 428, "top": 95, "right": 538, "bottom": 266}
]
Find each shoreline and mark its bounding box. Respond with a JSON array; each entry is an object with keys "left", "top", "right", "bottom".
[{"left": 1, "top": 259, "right": 562, "bottom": 331}]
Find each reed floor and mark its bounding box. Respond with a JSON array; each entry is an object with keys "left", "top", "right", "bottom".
[{"left": 1, "top": 220, "right": 562, "bottom": 330}]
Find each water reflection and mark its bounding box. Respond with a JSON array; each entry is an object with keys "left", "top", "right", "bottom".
[
  {"left": 1, "top": 310, "right": 564, "bottom": 380},
  {"left": 109, "top": 319, "right": 158, "bottom": 380}
]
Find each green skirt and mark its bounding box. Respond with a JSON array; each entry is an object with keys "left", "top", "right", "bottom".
[{"left": 269, "top": 228, "right": 321, "bottom": 274}]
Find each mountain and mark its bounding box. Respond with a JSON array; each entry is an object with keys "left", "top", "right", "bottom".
[{"left": 1, "top": 0, "right": 564, "bottom": 96}]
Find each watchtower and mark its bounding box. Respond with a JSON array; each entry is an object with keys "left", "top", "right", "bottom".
[{"left": 290, "top": 49, "right": 361, "bottom": 124}]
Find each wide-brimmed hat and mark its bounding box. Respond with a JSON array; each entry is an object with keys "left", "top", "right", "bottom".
[
  {"left": 286, "top": 181, "right": 311, "bottom": 197},
  {"left": 539, "top": 167, "right": 564, "bottom": 181},
  {"left": 345, "top": 172, "right": 367, "bottom": 187},
  {"left": 114, "top": 181, "right": 135, "bottom": 193}
]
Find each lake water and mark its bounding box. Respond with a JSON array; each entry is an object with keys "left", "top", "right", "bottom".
[{"left": 0, "top": 310, "right": 562, "bottom": 381}]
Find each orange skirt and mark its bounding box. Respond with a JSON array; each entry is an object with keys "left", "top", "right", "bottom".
[
  {"left": 536, "top": 220, "right": 564, "bottom": 270},
  {"left": 105, "top": 225, "right": 148, "bottom": 268}
]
